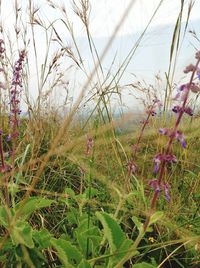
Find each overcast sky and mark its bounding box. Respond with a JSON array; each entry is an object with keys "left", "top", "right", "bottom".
[
  {"left": 81, "top": 0, "right": 200, "bottom": 37},
  {"left": 1, "top": 0, "right": 200, "bottom": 37},
  {"left": 0, "top": 0, "right": 199, "bottom": 110}
]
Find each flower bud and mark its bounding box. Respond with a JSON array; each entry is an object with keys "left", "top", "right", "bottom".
[{"left": 184, "top": 64, "right": 196, "bottom": 73}]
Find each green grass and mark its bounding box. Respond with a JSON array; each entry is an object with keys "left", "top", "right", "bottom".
[
  {"left": 0, "top": 0, "right": 199, "bottom": 267},
  {"left": 1, "top": 113, "right": 200, "bottom": 267}
]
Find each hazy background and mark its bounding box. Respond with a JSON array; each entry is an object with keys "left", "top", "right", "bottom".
[{"left": 0, "top": 0, "right": 200, "bottom": 111}]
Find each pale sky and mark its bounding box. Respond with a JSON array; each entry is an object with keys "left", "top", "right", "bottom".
[
  {"left": 0, "top": 0, "right": 199, "bottom": 110},
  {"left": 85, "top": 0, "right": 200, "bottom": 37},
  {"left": 1, "top": 0, "right": 200, "bottom": 38}
]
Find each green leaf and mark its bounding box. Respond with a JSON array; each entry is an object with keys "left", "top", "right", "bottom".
[
  {"left": 33, "top": 229, "right": 52, "bottom": 249},
  {"left": 16, "top": 197, "right": 55, "bottom": 219},
  {"left": 96, "top": 212, "right": 126, "bottom": 253},
  {"left": 96, "top": 212, "right": 138, "bottom": 267},
  {"left": 64, "top": 188, "right": 76, "bottom": 199},
  {"left": 85, "top": 187, "right": 98, "bottom": 199},
  {"left": 66, "top": 208, "right": 80, "bottom": 225},
  {"left": 110, "top": 239, "right": 134, "bottom": 267},
  {"left": 71, "top": 217, "right": 101, "bottom": 255},
  {"left": 132, "top": 262, "right": 156, "bottom": 268},
  {"left": 10, "top": 221, "right": 34, "bottom": 248},
  {"left": 75, "top": 218, "right": 101, "bottom": 255},
  {"left": 149, "top": 211, "right": 164, "bottom": 225},
  {"left": 78, "top": 259, "right": 91, "bottom": 268},
  {"left": 76, "top": 230, "right": 101, "bottom": 256},
  {"left": 51, "top": 238, "right": 83, "bottom": 267}
]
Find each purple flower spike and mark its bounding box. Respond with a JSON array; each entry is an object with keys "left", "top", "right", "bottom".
[
  {"left": 153, "top": 153, "right": 177, "bottom": 173},
  {"left": 179, "top": 84, "right": 186, "bottom": 91},
  {"left": 0, "top": 39, "right": 5, "bottom": 55},
  {"left": 161, "top": 183, "right": 170, "bottom": 202},
  {"left": 173, "top": 84, "right": 190, "bottom": 101},
  {"left": 190, "top": 82, "right": 200, "bottom": 93},
  {"left": 196, "top": 68, "right": 200, "bottom": 80},
  {"left": 149, "top": 179, "right": 171, "bottom": 202},
  {"left": 154, "top": 163, "right": 159, "bottom": 173},
  {"left": 165, "top": 154, "right": 177, "bottom": 164},
  {"left": 6, "top": 134, "right": 12, "bottom": 142},
  {"left": 195, "top": 51, "right": 200, "bottom": 60},
  {"left": 184, "top": 107, "right": 193, "bottom": 116},
  {"left": 181, "top": 139, "right": 186, "bottom": 149},
  {"left": 159, "top": 128, "right": 169, "bottom": 135},
  {"left": 184, "top": 64, "right": 196, "bottom": 73},
  {"left": 172, "top": 105, "right": 181, "bottom": 113},
  {"left": 149, "top": 179, "right": 160, "bottom": 193},
  {"left": 153, "top": 154, "right": 162, "bottom": 173},
  {"left": 175, "top": 131, "right": 186, "bottom": 149}
]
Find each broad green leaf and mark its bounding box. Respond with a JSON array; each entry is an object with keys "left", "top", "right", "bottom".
[
  {"left": 10, "top": 221, "right": 34, "bottom": 248},
  {"left": 109, "top": 239, "right": 135, "bottom": 267},
  {"left": 66, "top": 208, "right": 80, "bottom": 225},
  {"left": 64, "top": 188, "right": 76, "bottom": 199},
  {"left": 96, "top": 212, "right": 126, "bottom": 253},
  {"left": 75, "top": 218, "right": 88, "bottom": 234},
  {"left": 33, "top": 229, "right": 52, "bottom": 249},
  {"left": 76, "top": 217, "right": 100, "bottom": 236},
  {"left": 75, "top": 218, "right": 101, "bottom": 255},
  {"left": 96, "top": 212, "right": 138, "bottom": 266},
  {"left": 51, "top": 238, "right": 83, "bottom": 267},
  {"left": 76, "top": 232, "right": 101, "bottom": 256},
  {"left": 132, "top": 262, "right": 156, "bottom": 268},
  {"left": 149, "top": 211, "right": 164, "bottom": 225},
  {"left": 16, "top": 197, "right": 55, "bottom": 219}
]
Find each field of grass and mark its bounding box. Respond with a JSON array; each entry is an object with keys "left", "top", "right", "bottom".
[{"left": 0, "top": 0, "right": 200, "bottom": 267}]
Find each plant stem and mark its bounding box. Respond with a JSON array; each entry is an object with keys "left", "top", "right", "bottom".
[{"left": 143, "top": 58, "right": 200, "bottom": 233}]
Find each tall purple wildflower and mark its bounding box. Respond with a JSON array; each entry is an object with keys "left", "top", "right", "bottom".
[
  {"left": 9, "top": 50, "right": 26, "bottom": 165},
  {"left": 127, "top": 98, "right": 162, "bottom": 178},
  {"left": 0, "top": 39, "right": 5, "bottom": 55},
  {"left": 144, "top": 51, "right": 200, "bottom": 232},
  {"left": 0, "top": 40, "right": 5, "bottom": 172}
]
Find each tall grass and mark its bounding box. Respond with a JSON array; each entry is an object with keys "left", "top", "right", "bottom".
[{"left": 0, "top": 0, "right": 199, "bottom": 267}]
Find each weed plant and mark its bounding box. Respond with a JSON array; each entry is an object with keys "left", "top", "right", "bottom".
[{"left": 0, "top": 1, "right": 199, "bottom": 268}]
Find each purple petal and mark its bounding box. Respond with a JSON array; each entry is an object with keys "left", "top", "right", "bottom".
[
  {"left": 196, "top": 68, "right": 200, "bottom": 80},
  {"left": 149, "top": 179, "right": 160, "bottom": 193},
  {"left": 6, "top": 134, "right": 12, "bottom": 141},
  {"left": 162, "top": 183, "right": 170, "bottom": 202},
  {"left": 159, "top": 128, "right": 169, "bottom": 135},
  {"left": 154, "top": 163, "right": 159, "bottom": 173},
  {"left": 179, "top": 84, "right": 186, "bottom": 91},
  {"left": 184, "top": 107, "right": 193, "bottom": 116},
  {"left": 181, "top": 139, "right": 186, "bottom": 149}
]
